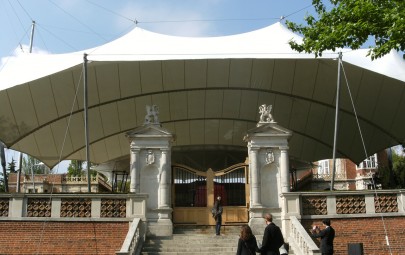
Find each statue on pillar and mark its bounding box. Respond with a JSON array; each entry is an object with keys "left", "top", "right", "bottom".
[
  {"left": 258, "top": 104, "right": 275, "bottom": 125},
  {"left": 144, "top": 105, "right": 160, "bottom": 125}
]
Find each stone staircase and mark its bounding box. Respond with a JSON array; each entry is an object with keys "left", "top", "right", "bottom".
[
  {"left": 140, "top": 225, "right": 293, "bottom": 255},
  {"left": 140, "top": 226, "right": 240, "bottom": 255}
]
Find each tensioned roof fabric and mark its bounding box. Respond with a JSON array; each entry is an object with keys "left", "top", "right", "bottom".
[{"left": 0, "top": 22, "right": 405, "bottom": 168}]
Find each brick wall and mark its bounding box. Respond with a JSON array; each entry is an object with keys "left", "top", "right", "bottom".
[
  {"left": 0, "top": 221, "right": 129, "bottom": 254},
  {"left": 302, "top": 217, "right": 405, "bottom": 255}
]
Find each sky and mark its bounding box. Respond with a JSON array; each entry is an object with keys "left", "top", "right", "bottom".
[
  {"left": 0, "top": 0, "right": 321, "bottom": 172},
  {"left": 0, "top": 0, "right": 319, "bottom": 61}
]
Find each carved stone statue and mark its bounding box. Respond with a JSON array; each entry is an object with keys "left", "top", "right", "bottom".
[
  {"left": 144, "top": 105, "right": 160, "bottom": 125},
  {"left": 259, "top": 104, "right": 274, "bottom": 123},
  {"left": 265, "top": 149, "right": 275, "bottom": 164},
  {"left": 146, "top": 150, "right": 155, "bottom": 165}
]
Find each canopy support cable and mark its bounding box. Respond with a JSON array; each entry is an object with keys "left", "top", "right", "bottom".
[
  {"left": 340, "top": 61, "right": 393, "bottom": 255},
  {"left": 37, "top": 70, "right": 85, "bottom": 254}
]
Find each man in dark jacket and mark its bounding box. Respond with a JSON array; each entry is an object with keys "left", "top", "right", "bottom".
[
  {"left": 213, "top": 196, "right": 223, "bottom": 236},
  {"left": 260, "top": 213, "right": 284, "bottom": 255},
  {"left": 311, "top": 219, "right": 335, "bottom": 255}
]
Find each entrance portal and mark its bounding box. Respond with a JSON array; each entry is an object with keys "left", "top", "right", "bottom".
[{"left": 172, "top": 162, "right": 249, "bottom": 225}]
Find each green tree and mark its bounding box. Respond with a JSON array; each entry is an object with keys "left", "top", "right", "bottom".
[
  {"left": 0, "top": 158, "right": 17, "bottom": 192},
  {"left": 377, "top": 148, "right": 405, "bottom": 189},
  {"left": 67, "top": 160, "right": 84, "bottom": 177},
  {"left": 391, "top": 150, "right": 405, "bottom": 188},
  {"left": 286, "top": 0, "right": 405, "bottom": 60},
  {"left": 7, "top": 158, "right": 17, "bottom": 173},
  {"left": 22, "top": 155, "right": 44, "bottom": 174}
]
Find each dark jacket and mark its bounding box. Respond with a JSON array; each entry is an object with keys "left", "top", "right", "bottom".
[
  {"left": 236, "top": 235, "right": 260, "bottom": 255},
  {"left": 260, "top": 222, "right": 284, "bottom": 255},
  {"left": 312, "top": 226, "right": 335, "bottom": 254},
  {"left": 213, "top": 203, "right": 223, "bottom": 223}
]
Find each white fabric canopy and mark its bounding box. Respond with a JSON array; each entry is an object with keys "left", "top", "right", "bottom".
[{"left": 0, "top": 22, "right": 404, "bottom": 168}]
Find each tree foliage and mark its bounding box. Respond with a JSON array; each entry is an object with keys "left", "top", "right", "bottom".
[
  {"left": 7, "top": 159, "right": 17, "bottom": 173},
  {"left": 0, "top": 158, "right": 16, "bottom": 192},
  {"left": 286, "top": 0, "right": 405, "bottom": 60},
  {"left": 391, "top": 150, "right": 405, "bottom": 188},
  {"left": 67, "top": 160, "right": 98, "bottom": 177},
  {"left": 22, "top": 155, "right": 44, "bottom": 174},
  {"left": 67, "top": 160, "right": 84, "bottom": 177},
  {"left": 378, "top": 148, "right": 405, "bottom": 189}
]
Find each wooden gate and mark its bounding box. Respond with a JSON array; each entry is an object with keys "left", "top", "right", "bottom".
[{"left": 172, "top": 162, "right": 249, "bottom": 225}]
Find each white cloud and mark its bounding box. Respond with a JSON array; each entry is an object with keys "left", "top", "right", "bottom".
[{"left": 1, "top": 44, "right": 50, "bottom": 70}]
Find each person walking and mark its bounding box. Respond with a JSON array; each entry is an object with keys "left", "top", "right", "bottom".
[
  {"left": 236, "top": 225, "right": 260, "bottom": 255},
  {"left": 260, "top": 213, "right": 284, "bottom": 255},
  {"left": 311, "top": 219, "right": 335, "bottom": 255},
  {"left": 212, "top": 196, "right": 223, "bottom": 236}
]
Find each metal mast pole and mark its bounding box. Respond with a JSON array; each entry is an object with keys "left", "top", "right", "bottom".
[
  {"left": 29, "top": 21, "right": 36, "bottom": 53},
  {"left": 14, "top": 21, "right": 38, "bottom": 193},
  {"left": 83, "top": 53, "right": 91, "bottom": 192},
  {"left": 17, "top": 152, "right": 22, "bottom": 193},
  {"left": 0, "top": 143, "right": 8, "bottom": 192},
  {"left": 331, "top": 52, "right": 342, "bottom": 191}
]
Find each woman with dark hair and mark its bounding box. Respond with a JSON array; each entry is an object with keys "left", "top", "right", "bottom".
[{"left": 236, "top": 225, "right": 260, "bottom": 255}]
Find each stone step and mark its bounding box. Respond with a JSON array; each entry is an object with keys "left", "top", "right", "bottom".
[
  {"left": 144, "top": 239, "right": 238, "bottom": 246},
  {"left": 141, "top": 225, "right": 293, "bottom": 255},
  {"left": 141, "top": 252, "right": 236, "bottom": 255},
  {"left": 142, "top": 246, "right": 236, "bottom": 252},
  {"left": 141, "top": 233, "right": 239, "bottom": 255},
  {"left": 173, "top": 225, "right": 242, "bottom": 235}
]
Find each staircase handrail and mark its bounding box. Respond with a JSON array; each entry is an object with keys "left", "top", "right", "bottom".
[
  {"left": 288, "top": 216, "right": 321, "bottom": 255},
  {"left": 116, "top": 218, "right": 145, "bottom": 255}
]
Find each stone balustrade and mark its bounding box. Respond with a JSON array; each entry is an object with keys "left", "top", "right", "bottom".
[
  {"left": 63, "top": 175, "right": 99, "bottom": 183},
  {"left": 0, "top": 193, "right": 148, "bottom": 220},
  {"left": 284, "top": 189, "right": 404, "bottom": 217},
  {"left": 116, "top": 218, "right": 146, "bottom": 255},
  {"left": 282, "top": 190, "right": 405, "bottom": 255},
  {"left": 282, "top": 190, "right": 405, "bottom": 240},
  {"left": 312, "top": 173, "right": 346, "bottom": 180},
  {"left": 289, "top": 216, "right": 321, "bottom": 255}
]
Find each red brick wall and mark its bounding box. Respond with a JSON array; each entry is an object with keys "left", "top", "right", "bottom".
[
  {"left": 0, "top": 221, "right": 129, "bottom": 254},
  {"left": 345, "top": 159, "right": 357, "bottom": 180},
  {"left": 302, "top": 217, "right": 405, "bottom": 255}
]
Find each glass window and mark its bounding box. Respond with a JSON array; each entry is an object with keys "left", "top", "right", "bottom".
[
  {"left": 357, "top": 154, "right": 378, "bottom": 169},
  {"left": 318, "top": 160, "right": 330, "bottom": 174}
]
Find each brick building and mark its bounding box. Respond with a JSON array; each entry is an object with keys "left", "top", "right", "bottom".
[{"left": 7, "top": 173, "right": 111, "bottom": 193}]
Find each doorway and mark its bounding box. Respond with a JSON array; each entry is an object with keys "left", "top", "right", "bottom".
[{"left": 172, "top": 162, "right": 249, "bottom": 225}]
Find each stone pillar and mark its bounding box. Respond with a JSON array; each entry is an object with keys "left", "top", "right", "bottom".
[
  {"left": 126, "top": 107, "right": 175, "bottom": 237},
  {"left": 244, "top": 104, "right": 292, "bottom": 235},
  {"left": 250, "top": 148, "right": 261, "bottom": 206},
  {"left": 159, "top": 149, "right": 170, "bottom": 208},
  {"left": 129, "top": 148, "right": 140, "bottom": 193},
  {"left": 280, "top": 147, "right": 290, "bottom": 193}
]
